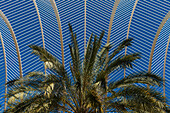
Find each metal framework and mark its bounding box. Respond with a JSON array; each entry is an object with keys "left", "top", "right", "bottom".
[
  {"left": 124, "top": 0, "right": 139, "bottom": 77},
  {"left": 0, "top": 0, "right": 170, "bottom": 111},
  {"left": 0, "top": 33, "right": 7, "bottom": 110},
  {"left": 163, "top": 35, "right": 170, "bottom": 100},
  {"left": 33, "top": 0, "right": 45, "bottom": 49},
  {"left": 107, "top": 0, "right": 121, "bottom": 44},
  {"left": 148, "top": 11, "right": 170, "bottom": 73},
  {"left": 0, "top": 10, "right": 23, "bottom": 78},
  {"left": 50, "top": 0, "right": 64, "bottom": 67}
]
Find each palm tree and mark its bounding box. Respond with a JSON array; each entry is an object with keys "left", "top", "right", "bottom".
[{"left": 5, "top": 24, "right": 169, "bottom": 113}]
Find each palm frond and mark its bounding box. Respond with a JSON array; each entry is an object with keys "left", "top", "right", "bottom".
[
  {"left": 107, "top": 85, "right": 168, "bottom": 113},
  {"left": 6, "top": 24, "right": 169, "bottom": 113},
  {"left": 29, "top": 45, "right": 66, "bottom": 77},
  {"left": 117, "top": 86, "right": 166, "bottom": 112},
  {"left": 109, "top": 72, "right": 162, "bottom": 90},
  {"left": 105, "top": 53, "right": 140, "bottom": 74},
  {"left": 107, "top": 38, "right": 133, "bottom": 63}
]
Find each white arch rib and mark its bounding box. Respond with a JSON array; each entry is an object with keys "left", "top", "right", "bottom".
[
  {"left": 148, "top": 11, "right": 170, "bottom": 73},
  {"left": 0, "top": 33, "right": 7, "bottom": 110},
  {"left": 33, "top": 0, "right": 47, "bottom": 75},
  {"left": 163, "top": 35, "right": 170, "bottom": 100},
  {"left": 0, "top": 10, "right": 23, "bottom": 78},
  {"left": 33, "top": 0, "right": 45, "bottom": 49},
  {"left": 107, "top": 0, "right": 121, "bottom": 44},
  {"left": 124, "top": 0, "right": 139, "bottom": 77},
  {"left": 50, "top": 0, "right": 64, "bottom": 67},
  {"left": 125, "top": 0, "right": 139, "bottom": 55}
]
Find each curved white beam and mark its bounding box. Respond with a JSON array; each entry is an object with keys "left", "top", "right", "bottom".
[
  {"left": 0, "top": 10, "right": 23, "bottom": 78},
  {"left": 163, "top": 35, "right": 170, "bottom": 100},
  {"left": 0, "top": 33, "right": 7, "bottom": 111},
  {"left": 33, "top": 0, "right": 47, "bottom": 76},
  {"left": 105, "top": 0, "right": 120, "bottom": 95},
  {"left": 33, "top": 0, "right": 45, "bottom": 49},
  {"left": 107, "top": 0, "right": 121, "bottom": 44},
  {"left": 125, "top": 0, "right": 139, "bottom": 55},
  {"left": 148, "top": 11, "right": 170, "bottom": 73},
  {"left": 124, "top": 0, "right": 139, "bottom": 78},
  {"left": 106, "top": 0, "right": 121, "bottom": 66},
  {"left": 50, "top": 0, "right": 65, "bottom": 67}
]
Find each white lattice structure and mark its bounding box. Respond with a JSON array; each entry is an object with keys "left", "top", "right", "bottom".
[{"left": 0, "top": 0, "right": 170, "bottom": 112}]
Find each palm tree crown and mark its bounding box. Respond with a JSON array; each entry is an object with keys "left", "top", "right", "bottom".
[{"left": 6, "top": 24, "right": 169, "bottom": 113}]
